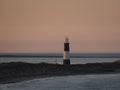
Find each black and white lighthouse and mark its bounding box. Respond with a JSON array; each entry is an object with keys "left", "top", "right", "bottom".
[{"left": 63, "top": 37, "right": 70, "bottom": 65}]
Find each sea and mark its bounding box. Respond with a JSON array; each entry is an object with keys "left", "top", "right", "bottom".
[
  {"left": 1, "top": 74, "right": 120, "bottom": 90},
  {"left": 0, "top": 53, "right": 120, "bottom": 90}
]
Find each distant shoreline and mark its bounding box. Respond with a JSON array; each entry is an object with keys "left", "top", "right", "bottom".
[
  {"left": 0, "top": 60, "right": 120, "bottom": 84},
  {"left": 0, "top": 53, "right": 120, "bottom": 58}
]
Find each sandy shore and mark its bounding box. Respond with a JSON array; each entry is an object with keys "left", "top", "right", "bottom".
[{"left": 0, "top": 61, "right": 120, "bottom": 84}]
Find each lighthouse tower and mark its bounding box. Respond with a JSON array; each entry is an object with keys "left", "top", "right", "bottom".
[{"left": 63, "top": 37, "right": 70, "bottom": 65}]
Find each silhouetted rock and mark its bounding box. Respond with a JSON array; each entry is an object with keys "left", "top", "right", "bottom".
[{"left": 0, "top": 61, "right": 120, "bottom": 84}]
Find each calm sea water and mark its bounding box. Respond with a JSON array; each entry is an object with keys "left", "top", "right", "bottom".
[
  {"left": 0, "top": 57, "right": 120, "bottom": 64},
  {"left": 0, "top": 73, "right": 120, "bottom": 90}
]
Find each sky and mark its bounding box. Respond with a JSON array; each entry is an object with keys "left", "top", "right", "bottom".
[{"left": 0, "top": 0, "right": 120, "bottom": 53}]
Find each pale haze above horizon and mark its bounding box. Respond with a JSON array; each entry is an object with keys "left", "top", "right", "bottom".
[{"left": 0, "top": 0, "right": 120, "bottom": 53}]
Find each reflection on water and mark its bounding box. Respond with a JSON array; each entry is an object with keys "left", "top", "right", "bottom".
[{"left": 0, "top": 73, "right": 120, "bottom": 90}]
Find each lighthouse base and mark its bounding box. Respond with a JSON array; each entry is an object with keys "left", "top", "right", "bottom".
[{"left": 63, "top": 59, "right": 70, "bottom": 65}]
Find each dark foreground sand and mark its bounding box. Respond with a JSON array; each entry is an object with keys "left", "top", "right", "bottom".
[{"left": 0, "top": 61, "right": 120, "bottom": 84}]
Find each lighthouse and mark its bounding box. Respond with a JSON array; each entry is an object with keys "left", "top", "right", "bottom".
[{"left": 63, "top": 37, "right": 70, "bottom": 65}]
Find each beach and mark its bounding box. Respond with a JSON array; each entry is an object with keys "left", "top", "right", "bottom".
[{"left": 1, "top": 61, "right": 120, "bottom": 84}]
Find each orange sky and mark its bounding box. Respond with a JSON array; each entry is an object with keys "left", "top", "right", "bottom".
[{"left": 0, "top": 0, "right": 120, "bottom": 53}]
